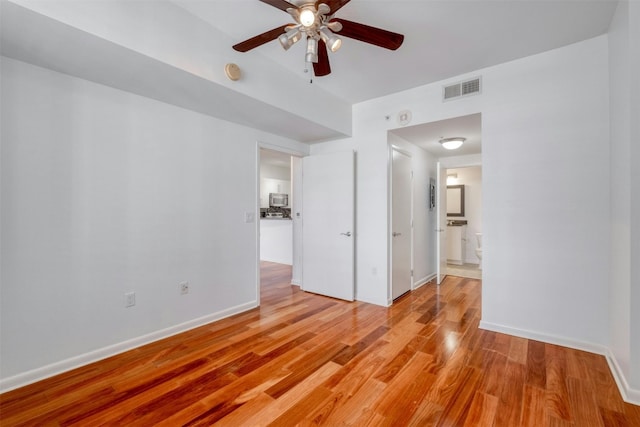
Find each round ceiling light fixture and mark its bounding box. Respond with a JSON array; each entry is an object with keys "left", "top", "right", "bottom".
[
  {"left": 299, "top": 7, "right": 316, "bottom": 27},
  {"left": 439, "top": 137, "right": 466, "bottom": 150}
]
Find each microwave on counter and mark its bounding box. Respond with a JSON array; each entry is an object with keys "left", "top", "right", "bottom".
[{"left": 269, "top": 193, "right": 288, "bottom": 207}]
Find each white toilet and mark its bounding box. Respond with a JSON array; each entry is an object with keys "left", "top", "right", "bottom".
[{"left": 475, "top": 233, "right": 483, "bottom": 270}]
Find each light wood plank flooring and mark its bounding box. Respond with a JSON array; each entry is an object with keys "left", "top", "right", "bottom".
[{"left": 1, "top": 262, "right": 638, "bottom": 426}]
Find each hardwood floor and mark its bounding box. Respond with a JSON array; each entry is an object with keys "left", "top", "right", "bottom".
[{"left": 1, "top": 261, "right": 638, "bottom": 426}]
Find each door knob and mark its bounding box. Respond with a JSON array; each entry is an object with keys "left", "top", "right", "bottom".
[
  {"left": 392, "top": 232, "right": 402, "bottom": 237},
  {"left": 340, "top": 231, "right": 352, "bottom": 237}
]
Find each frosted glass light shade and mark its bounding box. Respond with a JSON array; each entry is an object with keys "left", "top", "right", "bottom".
[{"left": 440, "top": 137, "right": 465, "bottom": 150}]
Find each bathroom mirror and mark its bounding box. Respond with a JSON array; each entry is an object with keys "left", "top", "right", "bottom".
[{"left": 447, "top": 185, "right": 465, "bottom": 217}]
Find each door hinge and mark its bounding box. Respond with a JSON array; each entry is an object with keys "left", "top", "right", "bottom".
[
  {"left": 410, "top": 170, "right": 414, "bottom": 179},
  {"left": 411, "top": 269, "right": 413, "bottom": 276}
]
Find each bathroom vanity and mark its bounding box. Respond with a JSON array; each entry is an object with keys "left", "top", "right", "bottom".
[{"left": 447, "top": 222, "right": 467, "bottom": 265}]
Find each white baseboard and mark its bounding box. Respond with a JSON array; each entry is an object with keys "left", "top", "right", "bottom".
[
  {"left": 0, "top": 300, "right": 258, "bottom": 393},
  {"left": 385, "top": 273, "right": 438, "bottom": 306},
  {"left": 414, "top": 273, "right": 436, "bottom": 289},
  {"left": 604, "top": 348, "right": 640, "bottom": 405},
  {"left": 479, "top": 320, "right": 608, "bottom": 355},
  {"left": 355, "top": 295, "right": 389, "bottom": 307},
  {"left": 479, "top": 320, "right": 640, "bottom": 405}
]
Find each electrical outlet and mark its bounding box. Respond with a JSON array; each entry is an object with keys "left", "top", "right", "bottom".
[
  {"left": 125, "top": 292, "right": 136, "bottom": 308},
  {"left": 180, "top": 282, "right": 189, "bottom": 295}
]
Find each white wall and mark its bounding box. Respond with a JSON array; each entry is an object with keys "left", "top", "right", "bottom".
[
  {"left": 608, "top": 0, "right": 640, "bottom": 402},
  {"left": 260, "top": 163, "right": 291, "bottom": 181},
  {"left": 447, "top": 166, "right": 482, "bottom": 264},
  {"left": 260, "top": 160, "right": 292, "bottom": 208},
  {"left": 313, "top": 36, "right": 611, "bottom": 351},
  {"left": 481, "top": 33, "right": 609, "bottom": 350},
  {"left": 0, "top": 57, "right": 308, "bottom": 390},
  {"left": 310, "top": 136, "right": 388, "bottom": 305}
]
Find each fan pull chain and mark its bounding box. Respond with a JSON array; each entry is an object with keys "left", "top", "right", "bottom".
[{"left": 303, "top": 59, "right": 313, "bottom": 84}]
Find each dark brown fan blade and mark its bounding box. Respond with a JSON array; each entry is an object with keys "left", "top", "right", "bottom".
[
  {"left": 313, "top": 39, "right": 331, "bottom": 77},
  {"left": 331, "top": 18, "right": 404, "bottom": 50},
  {"left": 316, "top": 0, "right": 351, "bottom": 14},
  {"left": 260, "top": 0, "right": 299, "bottom": 12},
  {"left": 233, "top": 25, "right": 288, "bottom": 52}
]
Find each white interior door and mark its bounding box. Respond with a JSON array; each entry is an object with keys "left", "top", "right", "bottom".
[
  {"left": 391, "top": 148, "right": 412, "bottom": 300},
  {"left": 436, "top": 162, "right": 447, "bottom": 284},
  {"left": 302, "top": 151, "right": 354, "bottom": 301}
]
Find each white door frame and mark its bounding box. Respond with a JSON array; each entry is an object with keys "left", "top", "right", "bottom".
[
  {"left": 255, "top": 142, "right": 306, "bottom": 305},
  {"left": 436, "top": 162, "right": 447, "bottom": 284},
  {"left": 388, "top": 144, "right": 414, "bottom": 303}
]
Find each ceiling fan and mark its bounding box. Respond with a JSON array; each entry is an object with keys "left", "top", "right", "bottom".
[{"left": 232, "top": 0, "right": 404, "bottom": 77}]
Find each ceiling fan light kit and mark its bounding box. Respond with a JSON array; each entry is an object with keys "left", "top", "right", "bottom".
[
  {"left": 305, "top": 37, "right": 319, "bottom": 63},
  {"left": 299, "top": 7, "right": 317, "bottom": 27},
  {"left": 278, "top": 28, "right": 302, "bottom": 50},
  {"left": 232, "top": 0, "right": 404, "bottom": 77},
  {"left": 320, "top": 27, "right": 341, "bottom": 52}
]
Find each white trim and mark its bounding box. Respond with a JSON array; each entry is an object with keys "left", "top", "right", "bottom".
[
  {"left": 390, "top": 144, "right": 413, "bottom": 159},
  {"left": 479, "top": 321, "right": 608, "bottom": 355},
  {"left": 0, "top": 300, "right": 257, "bottom": 393},
  {"left": 355, "top": 294, "right": 390, "bottom": 307},
  {"left": 389, "top": 144, "right": 414, "bottom": 302},
  {"left": 255, "top": 144, "right": 262, "bottom": 307},
  {"left": 414, "top": 273, "right": 436, "bottom": 289},
  {"left": 258, "top": 141, "right": 307, "bottom": 158},
  {"left": 387, "top": 144, "right": 392, "bottom": 302},
  {"left": 479, "top": 320, "right": 640, "bottom": 405},
  {"left": 605, "top": 348, "right": 640, "bottom": 405}
]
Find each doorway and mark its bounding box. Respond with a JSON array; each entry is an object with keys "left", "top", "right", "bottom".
[
  {"left": 256, "top": 145, "right": 356, "bottom": 304},
  {"left": 257, "top": 145, "right": 304, "bottom": 304},
  {"left": 388, "top": 112, "right": 482, "bottom": 293},
  {"left": 443, "top": 165, "right": 482, "bottom": 280},
  {"left": 259, "top": 148, "right": 294, "bottom": 266}
]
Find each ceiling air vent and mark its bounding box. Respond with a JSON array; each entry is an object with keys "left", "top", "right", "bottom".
[{"left": 443, "top": 77, "right": 481, "bottom": 101}]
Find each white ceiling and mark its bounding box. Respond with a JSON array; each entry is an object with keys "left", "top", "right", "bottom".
[
  {"left": 174, "top": 0, "right": 617, "bottom": 104},
  {"left": 261, "top": 148, "right": 292, "bottom": 168},
  {"left": 1, "top": 0, "right": 617, "bottom": 144}
]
